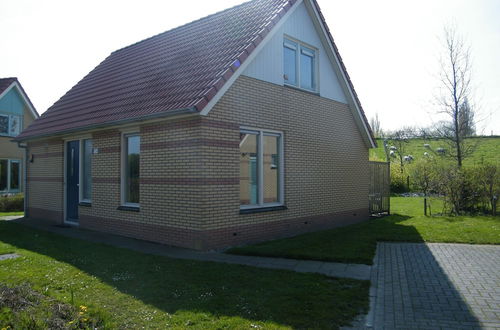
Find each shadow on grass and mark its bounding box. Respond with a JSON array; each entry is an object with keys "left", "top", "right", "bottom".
[{"left": 0, "top": 221, "right": 368, "bottom": 329}]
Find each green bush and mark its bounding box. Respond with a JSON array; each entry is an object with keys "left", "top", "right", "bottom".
[
  {"left": 0, "top": 194, "right": 24, "bottom": 212},
  {"left": 390, "top": 163, "right": 408, "bottom": 193},
  {"left": 410, "top": 160, "right": 499, "bottom": 215}
]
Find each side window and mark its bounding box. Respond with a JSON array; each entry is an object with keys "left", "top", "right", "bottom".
[
  {"left": 0, "top": 159, "right": 21, "bottom": 192},
  {"left": 81, "top": 139, "right": 93, "bottom": 202},
  {"left": 0, "top": 115, "right": 8, "bottom": 135},
  {"left": 283, "top": 40, "right": 297, "bottom": 85},
  {"left": 0, "top": 159, "right": 7, "bottom": 191},
  {"left": 9, "top": 115, "right": 21, "bottom": 136},
  {"left": 122, "top": 134, "right": 140, "bottom": 205},
  {"left": 240, "top": 129, "right": 283, "bottom": 208}
]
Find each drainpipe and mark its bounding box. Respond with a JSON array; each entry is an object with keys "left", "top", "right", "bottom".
[{"left": 17, "top": 142, "right": 29, "bottom": 218}]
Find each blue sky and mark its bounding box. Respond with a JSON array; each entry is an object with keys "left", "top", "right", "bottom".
[{"left": 1, "top": 0, "right": 499, "bottom": 134}]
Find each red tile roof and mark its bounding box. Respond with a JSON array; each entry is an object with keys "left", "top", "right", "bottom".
[
  {"left": 18, "top": 0, "right": 374, "bottom": 145},
  {"left": 18, "top": 0, "right": 297, "bottom": 140}
]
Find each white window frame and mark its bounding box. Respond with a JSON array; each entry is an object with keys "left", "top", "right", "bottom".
[
  {"left": 120, "top": 131, "right": 140, "bottom": 208},
  {"left": 9, "top": 115, "right": 21, "bottom": 136},
  {"left": 79, "top": 139, "right": 93, "bottom": 203},
  {"left": 240, "top": 127, "right": 285, "bottom": 210},
  {"left": 283, "top": 36, "right": 319, "bottom": 92},
  {"left": 0, "top": 114, "right": 9, "bottom": 136},
  {"left": 0, "top": 159, "right": 21, "bottom": 193},
  {"left": 0, "top": 114, "right": 22, "bottom": 137}
]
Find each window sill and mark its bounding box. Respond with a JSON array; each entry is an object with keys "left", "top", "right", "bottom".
[
  {"left": 117, "top": 205, "right": 140, "bottom": 212},
  {"left": 240, "top": 205, "right": 287, "bottom": 214},
  {"left": 284, "top": 84, "right": 319, "bottom": 96},
  {"left": 79, "top": 202, "right": 92, "bottom": 207}
]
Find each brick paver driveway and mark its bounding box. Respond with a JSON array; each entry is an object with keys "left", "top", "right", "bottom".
[{"left": 370, "top": 243, "right": 500, "bottom": 329}]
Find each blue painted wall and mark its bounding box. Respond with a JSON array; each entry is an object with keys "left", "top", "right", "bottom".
[{"left": 0, "top": 88, "right": 25, "bottom": 115}]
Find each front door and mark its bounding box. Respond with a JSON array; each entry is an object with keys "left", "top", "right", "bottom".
[{"left": 66, "top": 140, "right": 80, "bottom": 222}]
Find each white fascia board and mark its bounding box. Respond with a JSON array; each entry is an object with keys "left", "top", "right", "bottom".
[
  {"left": 304, "top": 0, "right": 376, "bottom": 148},
  {"left": 0, "top": 82, "right": 39, "bottom": 119},
  {"left": 199, "top": 0, "right": 304, "bottom": 116}
]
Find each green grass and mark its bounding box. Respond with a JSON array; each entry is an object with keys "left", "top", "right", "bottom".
[
  {"left": 0, "top": 222, "right": 369, "bottom": 329},
  {"left": 0, "top": 211, "right": 24, "bottom": 217},
  {"left": 228, "top": 197, "right": 500, "bottom": 265},
  {"left": 370, "top": 137, "right": 500, "bottom": 165}
]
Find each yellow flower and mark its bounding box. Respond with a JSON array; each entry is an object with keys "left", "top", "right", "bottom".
[{"left": 79, "top": 305, "right": 88, "bottom": 312}]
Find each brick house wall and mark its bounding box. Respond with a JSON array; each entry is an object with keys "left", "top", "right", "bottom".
[
  {"left": 197, "top": 75, "right": 369, "bottom": 248},
  {"left": 26, "top": 139, "right": 64, "bottom": 222},
  {"left": 26, "top": 75, "right": 369, "bottom": 250}
]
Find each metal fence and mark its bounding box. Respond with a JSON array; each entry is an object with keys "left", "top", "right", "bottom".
[{"left": 369, "top": 161, "right": 390, "bottom": 215}]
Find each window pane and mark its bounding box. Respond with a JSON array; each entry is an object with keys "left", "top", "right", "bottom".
[
  {"left": 9, "top": 116, "right": 20, "bottom": 136},
  {"left": 300, "top": 50, "right": 314, "bottom": 90},
  {"left": 0, "top": 116, "right": 8, "bottom": 135},
  {"left": 0, "top": 160, "right": 7, "bottom": 191},
  {"left": 9, "top": 161, "right": 20, "bottom": 190},
  {"left": 126, "top": 135, "right": 140, "bottom": 204},
  {"left": 240, "top": 132, "right": 258, "bottom": 205},
  {"left": 284, "top": 45, "right": 297, "bottom": 85},
  {"left": 82, "top": 139, "right": 92, "bottom": 200},
  {"left": 263, "top": 135, "right": 280, "bottom": 204}
]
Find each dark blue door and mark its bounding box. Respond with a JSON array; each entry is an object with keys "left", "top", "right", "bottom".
[{"left": 66, "top": 140, "right": 79, "bottom": 222}]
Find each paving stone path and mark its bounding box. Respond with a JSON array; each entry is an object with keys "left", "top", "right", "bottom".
[{"left": 367, "top": 242, "right": 500, "bottom": 329}]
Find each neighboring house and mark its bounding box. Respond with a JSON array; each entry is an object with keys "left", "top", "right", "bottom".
[
  {"left": 16, "top": 0, "right": 376, "bottom": 250},
  {"left": 0, "top": 78, "right": 39, "bottom": 195}
]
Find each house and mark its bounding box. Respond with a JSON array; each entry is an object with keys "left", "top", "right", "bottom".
[
  {"left": 0, "top": 78, "right": 39, "bottom": 195},
  {"left": 16, "top": 0, "right": 376, "bottom": 250}
]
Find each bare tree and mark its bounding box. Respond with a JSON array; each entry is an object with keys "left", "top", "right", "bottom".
[
  {"left": 370, "top": 113, "right": 383, "bottom": 138},
  {"left": 434, "top": 26, "right": 477, "bottom": 167}
]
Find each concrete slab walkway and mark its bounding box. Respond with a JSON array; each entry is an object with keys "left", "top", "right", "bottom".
[
  {"left": 352, "top": 242, "right": 500, "bottom": 329},
  {"left": 9, "top": 217, "right": 371, "bottom": 281}
]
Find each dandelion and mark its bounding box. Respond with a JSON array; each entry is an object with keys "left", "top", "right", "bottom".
[{"left": 80, "top": 305, "right": 88, "bottom": 312}]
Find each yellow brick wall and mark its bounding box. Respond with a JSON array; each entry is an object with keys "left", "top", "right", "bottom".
[
  {"left": 201, "top": 75, "right": 370, "bottom": 230},
  {"left": 26, "top": 139, "right": 64, "bottom": 221},
  {"left": 25, "top": 75, "right": 370, "bottom": 249}
]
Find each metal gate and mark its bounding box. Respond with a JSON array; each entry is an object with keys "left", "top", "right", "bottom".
[{"left": 369, "top": 161, "right": 390, "bottom": 215}]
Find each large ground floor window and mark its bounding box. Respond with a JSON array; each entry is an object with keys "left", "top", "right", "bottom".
[
  {"left": 240, "top": 128, "right": 284, "bottom": 209},
  {"left": 0, "top": 159, "right": 21, "bottom": 193}
]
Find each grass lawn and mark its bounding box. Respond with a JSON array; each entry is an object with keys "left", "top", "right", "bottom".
[
  {"left": 370, "top": 137, "right": 500, "bottom": 165},
  {"left": 0, "top": 211, "right": 24, "bottom": 217},
  {"left": 0, "top": 221, "right": 369, "bottom": 329},
  {"left": 228, "top": 197, "right": 500, "bottom": 265}
]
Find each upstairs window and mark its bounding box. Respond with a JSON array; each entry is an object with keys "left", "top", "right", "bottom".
[
  {"left": 283, "top": 38, "right": 317, "bottom": 92},
  {"left": 0, "top": 114, "right": 21, "bottom": 136}
]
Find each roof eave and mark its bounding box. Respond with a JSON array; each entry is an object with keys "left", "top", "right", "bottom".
[{"left": 15, "top": 106, "right": 198, "bottom": 142}]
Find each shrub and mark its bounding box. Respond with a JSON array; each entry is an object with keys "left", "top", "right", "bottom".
[
  {"left": 0, "top": 194, "right": 24, "bottom": 212},
  {"left": 474, "top": 163, "right": 500, "bottom": 215},
  {"left": 390, "top": 163, "right": 408, "bottom": 193},
  {"left": 409, "top": 158, "right": 434, "bottom": 196}
]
